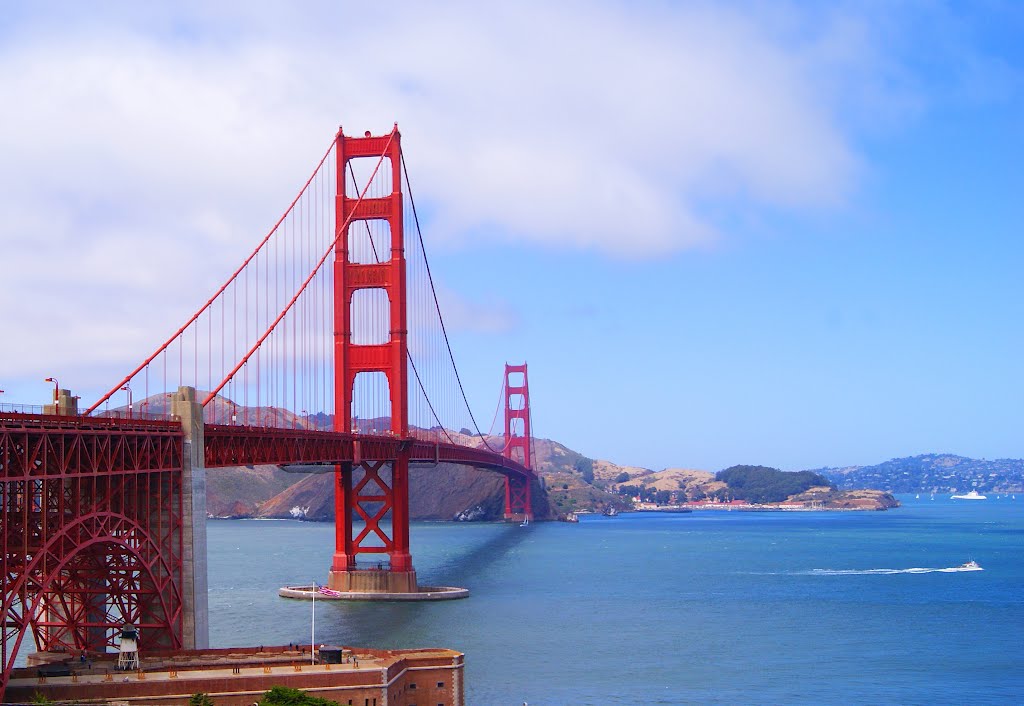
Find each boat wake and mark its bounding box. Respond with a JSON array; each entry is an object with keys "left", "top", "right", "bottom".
[{"left": 804, "top": 565, "right": 983, "bottom": 576}]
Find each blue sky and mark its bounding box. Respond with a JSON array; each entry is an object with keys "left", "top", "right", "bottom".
[{"left": 1, "top": 1, "right": 1022, "bottom": 471}]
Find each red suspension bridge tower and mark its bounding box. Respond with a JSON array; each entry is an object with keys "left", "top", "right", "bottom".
[
  {"left": 329, "top": 127, "right": 416, "bottom": 593},
  {"left": 503, "top": 363, "right": 533, "bottom": 521}
]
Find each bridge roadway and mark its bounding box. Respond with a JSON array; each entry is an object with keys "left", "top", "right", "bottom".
[
  {"left": 0, "top": 412, "right": 533, "bottom": 484},
  {"left": 204, "top": 424, "right": 533, "bottom": 478}
]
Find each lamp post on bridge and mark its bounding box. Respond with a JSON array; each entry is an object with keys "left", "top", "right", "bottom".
[
  {"left": 44, "top": 377, "right": 59, "bottom": 415},
  {"left": 120, "top": 383, "right": 133, "bottom": 419}
]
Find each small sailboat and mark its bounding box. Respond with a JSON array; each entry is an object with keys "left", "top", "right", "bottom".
[
  {"left": 520, "top": 515, "right": 529, "bottom": 527},
  {"left": 915, "top": 494, "right": 920, "bottom": 499}
]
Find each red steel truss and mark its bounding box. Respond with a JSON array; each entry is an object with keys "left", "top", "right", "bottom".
[
  {"left": 503, "top": 364, "right": 534, "bottom": 519},
  {"left": 1, "top": 414, "right": 184, "bottom": 695}
]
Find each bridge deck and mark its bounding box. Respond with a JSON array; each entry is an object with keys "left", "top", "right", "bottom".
[
  {"left": 204, "top": 424, "right": 534, "bottom": 478},
  {"left": 0, "top": 414, "right": 532, "bottom": 480}
]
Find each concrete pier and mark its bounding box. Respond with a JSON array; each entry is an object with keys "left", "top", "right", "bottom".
[
  {"left": 171, "top": 386, "right": 209, "bottom": 649},
  {"left": 328, "top": 568, "right": 418, "bottom": 593},
  {"left": 279, "top": 584, "right": 469, "bottom": 602}
]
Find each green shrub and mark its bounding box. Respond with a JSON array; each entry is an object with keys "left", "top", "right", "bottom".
[{"left": 259, "top": 685, "right": 340, "bottom": 705}]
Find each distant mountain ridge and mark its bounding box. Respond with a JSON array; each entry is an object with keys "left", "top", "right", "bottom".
[{"left": 817, "top": 453, "right": 1024, "bottom": 493}]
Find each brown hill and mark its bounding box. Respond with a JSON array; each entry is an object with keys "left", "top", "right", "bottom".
[
  {"left": 254, "top": 463, "right": 552, "bottom": 521},
  {"left": 620, "top": 467, "right": 726, "bottom": 498},
  {"left": 526, "top": 437, "right": 634, "bottom": 516},
  {"left": 205, "top": 465, "right": 305, "bottom": 518}
]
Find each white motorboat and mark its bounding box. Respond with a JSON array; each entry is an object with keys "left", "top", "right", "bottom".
[{"left": 951, "top": 490, "right": 987, "bottom": 500}]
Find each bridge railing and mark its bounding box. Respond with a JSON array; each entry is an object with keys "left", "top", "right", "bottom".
[
  {"left": 90, "top": 410, "right": 182, "bottom": 422},
  {"left": 0, "top": 405, "right": 181, "bottom": 422},
  {"left": 0, "top": 403, "right": 43, "bottom": 415}
]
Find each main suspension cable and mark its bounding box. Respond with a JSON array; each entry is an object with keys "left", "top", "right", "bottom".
[{"left": 400, "top": 149, "right": 502, "bottom": 454}]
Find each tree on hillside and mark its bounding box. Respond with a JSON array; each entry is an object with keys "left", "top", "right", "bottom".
[
  {"left": 574, "top": 457, "right": 595, "bottom": 484},
  {"left": 716, "top": 465, "right": 833, "bottom": 504},
  {"left": 615, "top": 472, "right": 630, "bottom": 484}
]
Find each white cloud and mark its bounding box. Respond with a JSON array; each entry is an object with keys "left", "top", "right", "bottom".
[
  {"left": 0, "top": 0, "right": 909, "bottom": 395},
  {"left": 433, "top": 285, "right": 519, "bottom": 336}
]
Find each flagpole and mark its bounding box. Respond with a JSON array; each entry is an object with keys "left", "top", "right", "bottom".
[{"left": 311, "top": 579, "right": 316, "bottom": 666}]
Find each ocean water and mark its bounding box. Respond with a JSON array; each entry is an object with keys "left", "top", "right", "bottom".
[{"left": 207, "top": 496, "right": 1024, "bottom": 705}]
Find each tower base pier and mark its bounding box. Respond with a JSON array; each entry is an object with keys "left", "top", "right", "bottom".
[
  {"left": 328, "top": 569, "right": 418, "bottom": 594},
  {"left": 280, "top": 577, "right": 468, "bottom": 602}
]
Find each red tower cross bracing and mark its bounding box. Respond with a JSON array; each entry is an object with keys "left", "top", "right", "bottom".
[
  {"left": 329, "top": 126, "right": 416, "bottom": 593},
  {"left": 503, "top": 363, "right": 533, "bottom": 520}
]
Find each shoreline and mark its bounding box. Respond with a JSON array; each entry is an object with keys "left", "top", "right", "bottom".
[{"left": 630, "top": 502, "right": 895, "bottom": 513}]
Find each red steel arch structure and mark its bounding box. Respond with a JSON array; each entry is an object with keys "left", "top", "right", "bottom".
[{"left": 1, "top": 414, "right": 185, "bottom": 692}]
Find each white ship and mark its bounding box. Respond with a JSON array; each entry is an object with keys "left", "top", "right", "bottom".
[{"left": 950, "top": 490, "right": 987, "bottom": 500}]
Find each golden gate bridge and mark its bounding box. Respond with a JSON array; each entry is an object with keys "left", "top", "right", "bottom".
[{"left": 0, "top": 126, "right": 536, "bottom": 698}]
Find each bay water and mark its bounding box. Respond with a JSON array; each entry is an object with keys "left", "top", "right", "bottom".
[{"left": 208, "top": 496, "right": 1023, "bottom": 704}]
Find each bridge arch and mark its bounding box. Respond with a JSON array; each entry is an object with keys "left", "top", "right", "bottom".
[{"left": 3, "top": 511, "right": 183, "bottom": 690}]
